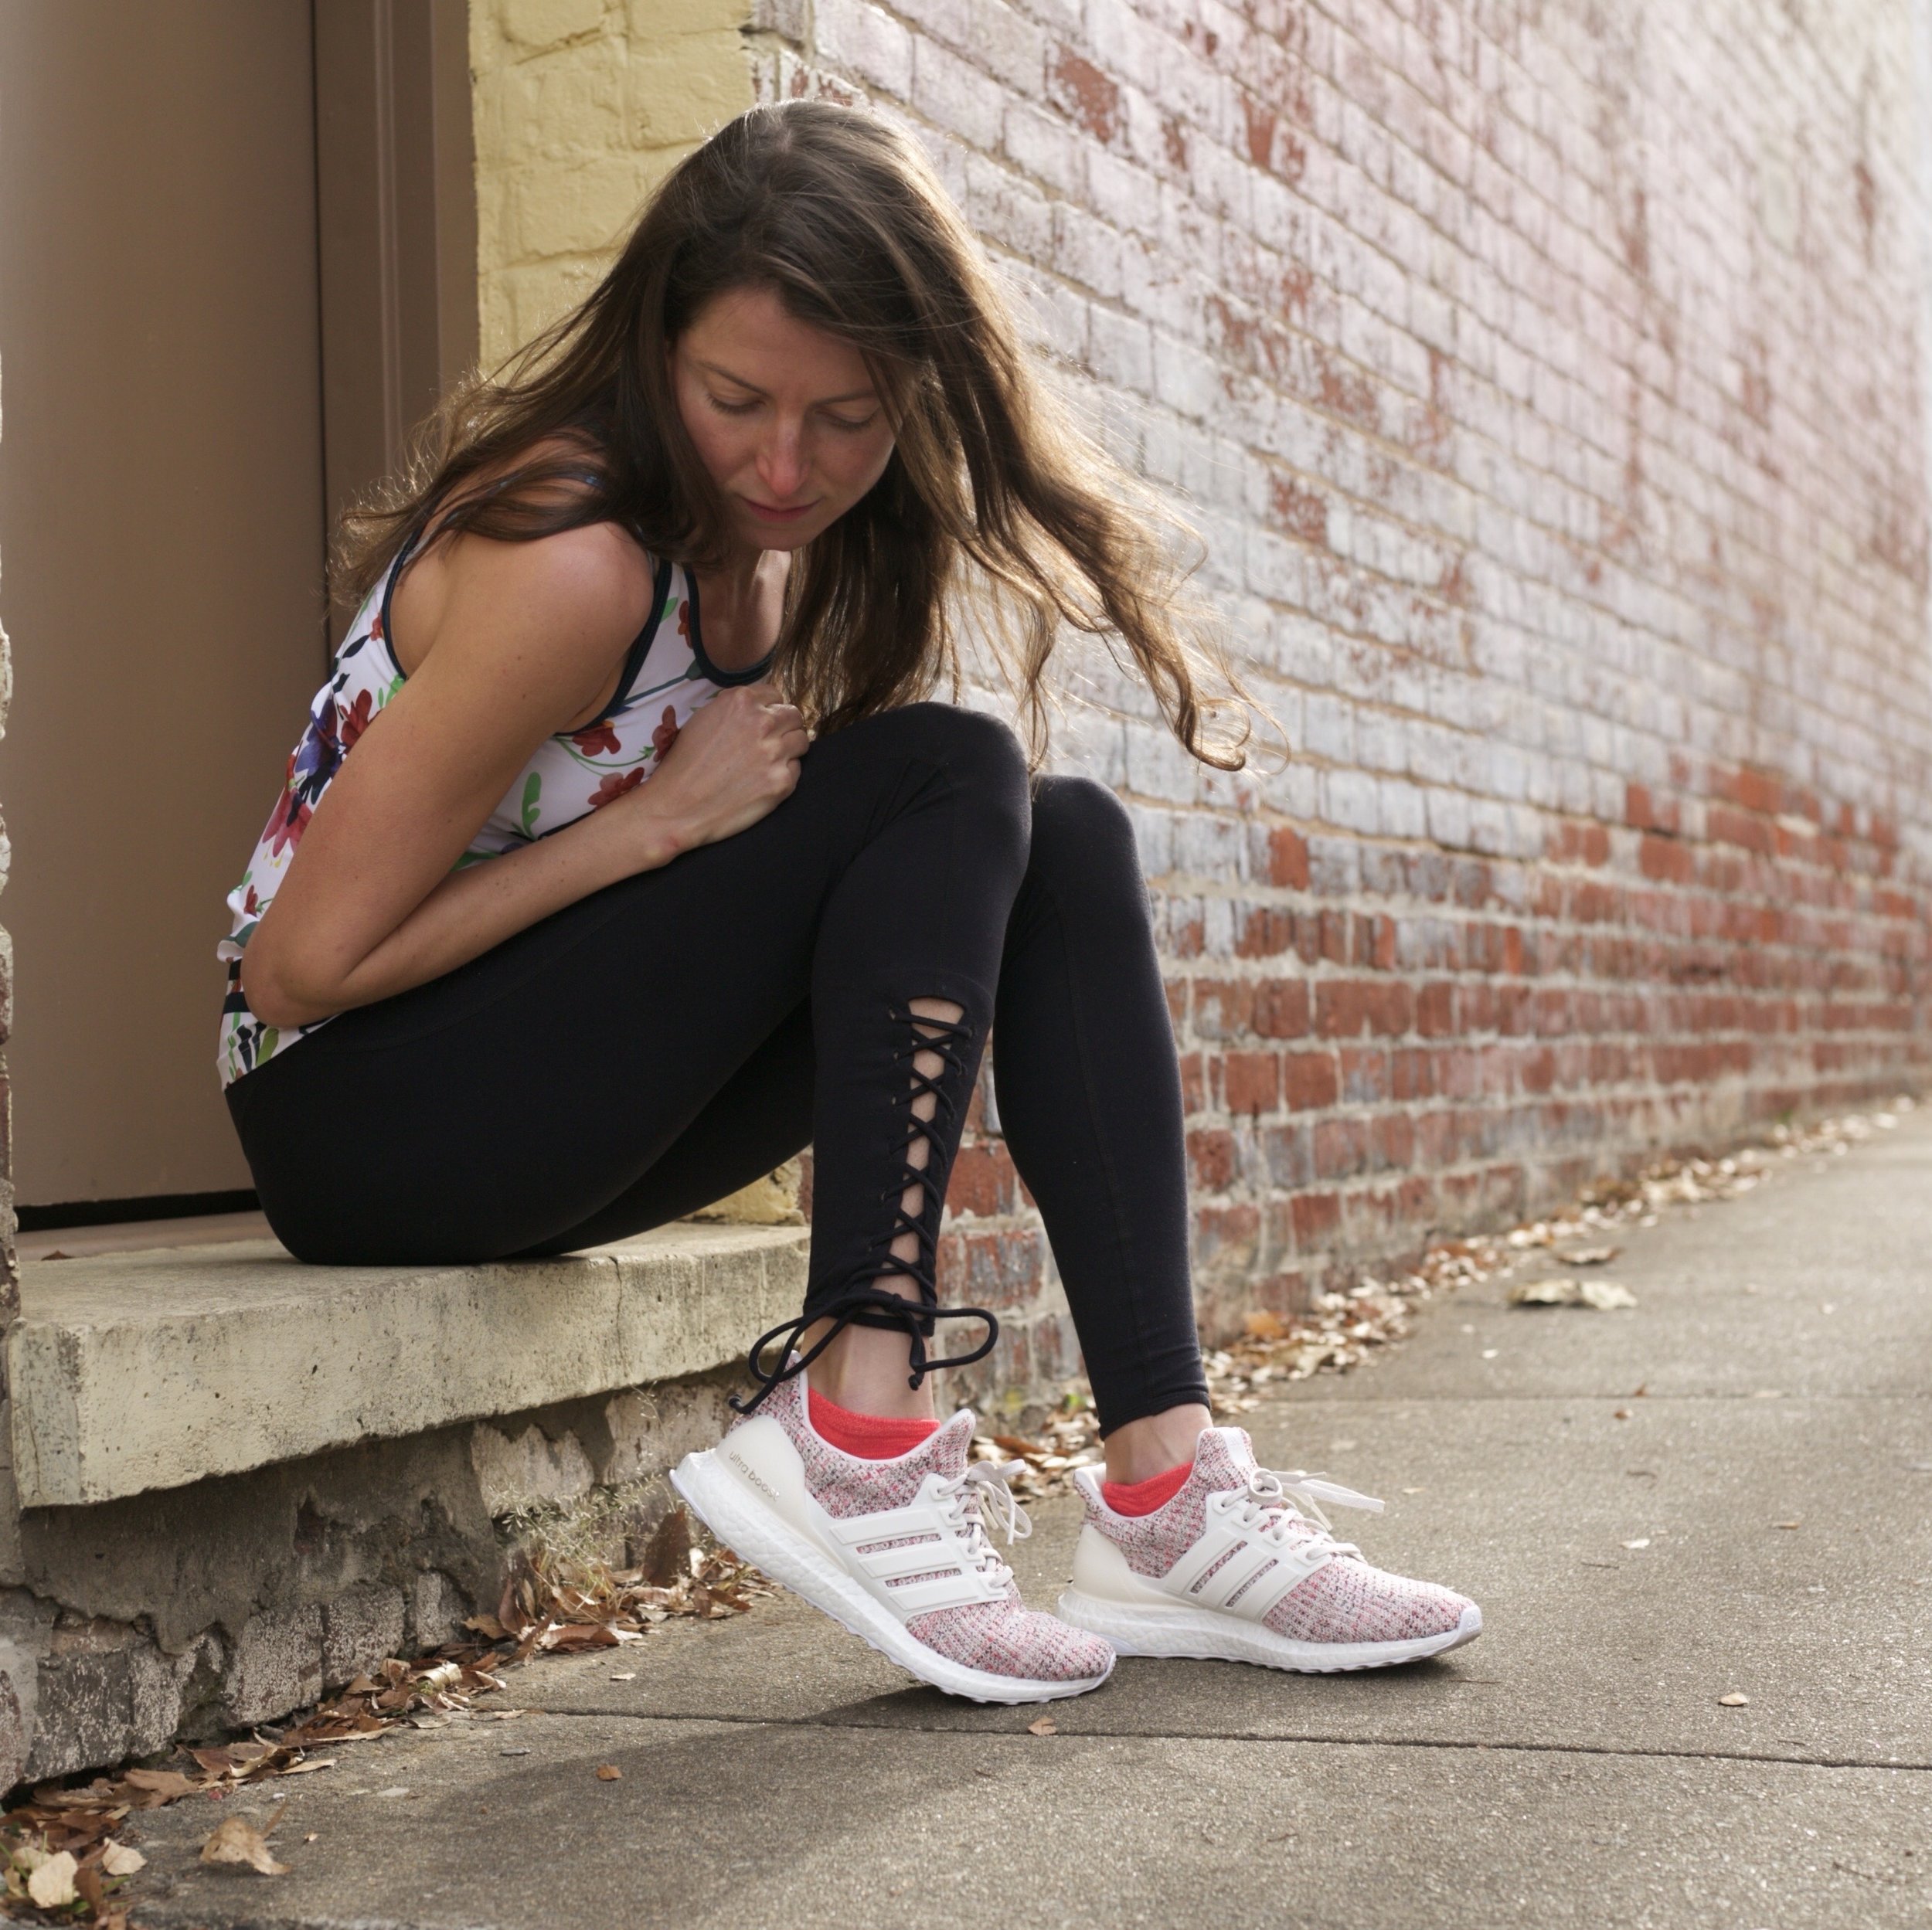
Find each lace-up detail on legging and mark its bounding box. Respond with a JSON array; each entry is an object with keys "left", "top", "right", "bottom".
[{"left": 731, "top": 1002, "right": 998, "bottom": 1415}]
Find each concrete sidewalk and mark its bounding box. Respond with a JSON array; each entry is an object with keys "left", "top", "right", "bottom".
[{"left": 128, "top": 1113, "right": 1932, "bottom": 1928}]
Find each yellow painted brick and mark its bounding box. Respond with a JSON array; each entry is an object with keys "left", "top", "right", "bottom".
[
  {"left": 472, "top": 0, "right": 753, "bottom": 366},
  {"left": 624, "top": 32, "right": 753, "bottom": 148},
  {"left": 508, "top": 154, "right": 660, "bottom": 257},
  {"left": 474, "top": 41, "right": 630, "bottom": 166},
  {"left": 492, "top": 257, "right": 608, "bottom": 360},
  {"left": 624, "top": 0, "right": 750, "bottom": 38},
  {"left": 687, "top": 1160, "right": 804, "bottom": 1225},
  {"left": 474, "top": 167, "right": 514, "bottom": 273},
  {"left": 478, "top": 277, "right": 519, "bottom": 372},
  {"left": 495, "top": 0, "right": 609, "bottom": 53}
]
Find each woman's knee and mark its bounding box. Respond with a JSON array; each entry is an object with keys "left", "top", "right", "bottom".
[
  {"left": 858, "top": 701, "right": 1027, "bottom": 783},
  {"left": 1030, "top": 772, "right": 1140, "bottom": 878},
  {"left": 833, "top": 702, "right": 1030, "bottom": 843}
]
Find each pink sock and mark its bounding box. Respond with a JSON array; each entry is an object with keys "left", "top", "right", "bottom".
[
  {"left": 808, "top": 1388, "right": 940, "bottom": 1460},
  {"left": 1101, "top": 1461, "right": 1192, "bottom": 1517}
]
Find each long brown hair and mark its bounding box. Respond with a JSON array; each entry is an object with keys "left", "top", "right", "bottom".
[{"left": 338, "top": 100, "right": 1264, "bottom": 770}]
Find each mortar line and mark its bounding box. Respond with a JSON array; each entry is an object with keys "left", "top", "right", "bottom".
[{"left": 507, "top": 1704, "right": 1930, "bottom": 1774}]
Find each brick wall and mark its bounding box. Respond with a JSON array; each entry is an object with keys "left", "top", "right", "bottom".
[
  {"left": 739, "top": 0, "right": 1932, "bottom": 1378},
  {"left": 478, "top": 1, "right": 1932, "bottom": 1394}
]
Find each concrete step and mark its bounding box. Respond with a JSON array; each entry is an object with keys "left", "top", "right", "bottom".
[{"left": 9, "top": 1222, "right": 809, "bottom": 1507}]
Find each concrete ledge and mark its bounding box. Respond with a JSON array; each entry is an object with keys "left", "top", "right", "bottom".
[{"left": 8, "top": 1224, "right": 809, "bottom": 1508}]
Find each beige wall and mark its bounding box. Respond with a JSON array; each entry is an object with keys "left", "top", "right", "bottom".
[
  {"left": 0, "top": 2, "right": 327, "bottom": 1205},
  {"left": 471, "top": 0, "right": 756, "bottom": 366},
  {"left": 1, "top": 356, "right": 14, "bottom": 1317},
  {"left": 0, "top": 0, "right": 768, "bottom": 1215}
]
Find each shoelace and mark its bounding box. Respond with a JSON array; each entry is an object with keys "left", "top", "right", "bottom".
[
  {"left": 936, "top": 1459, "right": 1032, "bottom": 1590},
  {"left": 1226, "top": 1466, "right": 1385, "bottom": 1561},
  {"left": 729, "top": 1294, "right": 997, "bottom": 1416}
]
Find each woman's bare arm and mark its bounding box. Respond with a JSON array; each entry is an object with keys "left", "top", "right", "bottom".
[{"left": 240, "top": 524, "right": 808, "bottom": 1029}]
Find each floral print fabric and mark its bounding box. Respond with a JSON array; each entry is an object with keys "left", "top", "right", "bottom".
[{"left": 217, "top": 539, "right": 762, "bottom": 1086}]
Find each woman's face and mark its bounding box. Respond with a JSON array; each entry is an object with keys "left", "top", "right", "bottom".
[{"left": 671, "top": 285, "right": 897, "bottom": 552}]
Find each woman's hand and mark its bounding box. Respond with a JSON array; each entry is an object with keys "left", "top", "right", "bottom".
[{"left": 627, "top": 679, "right": 812, "bottom": 851}]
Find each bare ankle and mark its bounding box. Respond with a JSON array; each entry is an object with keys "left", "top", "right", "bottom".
[
  {"left": 1103, "top": 1405, "right": 1213, "bottom": 1485},
  {"left": 802, "top": 1310, "right": 939, "bottom": 1422}
]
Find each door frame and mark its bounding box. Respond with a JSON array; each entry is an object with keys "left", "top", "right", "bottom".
[{"left": 315, "top": 0, "right": 478, "bottom": 646}]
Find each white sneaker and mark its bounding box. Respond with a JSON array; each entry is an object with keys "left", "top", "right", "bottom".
[
  {"left": 1057, "top": 1426, "right": 1481, "bottom": 1671},
  {"left": 672, "top": 1373, "right": 1114, "bottom": 1704}
]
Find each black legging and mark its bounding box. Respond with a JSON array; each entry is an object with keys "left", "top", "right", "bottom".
[{"left": 225, "top": 702, "right": 1211, "bottom": 1432}]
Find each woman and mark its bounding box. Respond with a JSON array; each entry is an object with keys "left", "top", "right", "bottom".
[{"left": 219, "top": 102, "right": 1479, "bottom": 1705}]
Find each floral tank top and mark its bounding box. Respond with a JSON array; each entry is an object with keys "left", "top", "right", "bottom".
[{"left": 216, "top": 526, "right": 771, "bottom": 1087}]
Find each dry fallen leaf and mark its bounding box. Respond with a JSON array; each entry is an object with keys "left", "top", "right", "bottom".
[
  {"left": 75, "top": 1860, "right": 107, "bottom": 1916},
  {"left": 1774, "top": 1520, "right": 1802, "bottom": 1531},
  {"left": 26, "top": 1850, "right": 79, "bottom": 1908},
  {"left": 1587, "top": 1275, "right": 1650, "bottom": 1312},
  {"left": 199, "top": 1813, "right": 289, "bottom": 1876},
  {"left": 122, "top": 1768, "right": 199, "bottom": 1802},
  {"left": 1507, "top": 1277, "right": 1637, "bottom": 1310},
  {"left": 637, "top": 1507, "right": 695, "bottom": 1588},
  {"left": 609, "top": 1670, "right": 638, "bottom": 1681},
  {"left": 1558, "top": 1245, "right": 1621, "bottom": 1266},
  {"left": 1621, "top": 1538, "right": 1651, "bottom": 1550},
  {"left": 595, "top": 1765, "right": 623, "bottom": 1781},
  {"left": 1613, "top": 1408, "right": 1632, "bottom": 1421},
  {"left": 1027, "top": 1715, "right": 1057, "bottom": 1737},
  {"left": 1718, "top": 1693, "right": 1750, "bottom": 1707},
  {"left": 100, "top": 1841, "right": 146, "bottom": 1877}
]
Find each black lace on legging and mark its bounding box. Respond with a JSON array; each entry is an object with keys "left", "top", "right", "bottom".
[{"left": 730, "top": 1004, "right": 999, "bottom": 1415}]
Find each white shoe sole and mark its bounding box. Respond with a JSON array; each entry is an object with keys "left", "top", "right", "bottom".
[
  {"left": 1056, "top": 1590, "right": 1482, "bottom": 1673},
  {"left": 671, "top": 1446, "right": 1114, "bottom": 1705}
]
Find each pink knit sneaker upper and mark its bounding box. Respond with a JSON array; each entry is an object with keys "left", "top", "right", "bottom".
[
  {"left": 739, "top": 1376, "right": 1113, "bottom": 1684},
  {"left": 1082, "top": 1426, "right": 1473, "bottom": 1646}
]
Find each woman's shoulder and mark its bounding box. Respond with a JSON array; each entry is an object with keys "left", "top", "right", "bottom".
[
  {"left": 387, "top": 450, "right": 659, "bottom": 688},
  {"left": 426, "top": 438, "right": 658, "bottom": 611}
]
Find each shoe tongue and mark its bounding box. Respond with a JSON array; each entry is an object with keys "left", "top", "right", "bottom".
[
  {"left": 1191, "top": 1425, "right": 1260, "bottom": 1494},
  {"left": 921, "top": 1408, "right": 976, "bottom": 1478}
]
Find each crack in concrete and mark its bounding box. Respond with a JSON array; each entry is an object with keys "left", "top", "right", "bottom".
[{"left": 503, "top": 1703, "right": 1930, "bottom": 1772}]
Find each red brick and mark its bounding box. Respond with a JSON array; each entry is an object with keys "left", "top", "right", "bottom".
[
  {"left": 1253, "top": 979, "right": 1311, "bottom": 1038},
  {"left": 1236, "top": 907, "right": 1297, "bottom": 957},
  {"left": 1268, "top": 825, "right": 1311, "bottom": 889},
  {"left": 1192, "top": 978, "right": 1255, "bottom": 1038},
  {"left": 1186, "top": 1127, "right": 1236, "bottom": 1192},
  {"left": 946, "top": 1142, "right": 1015, "bottom": 1217},
  {"left": 1223, "top": 1051, "right": 1281, "bottom": 1114},
  {"left": 1315, "top": 980, "right": 1415, "bottom": 1038},
  {"left": 1283, "top": 1052, "right": 1340, "bottom": 1110},
  {"left": 1289, "top": 1191, "right": 1341, "bottom": 1246},
  {"left": 1046, "top": 46, "right": 1119, "bottom": 143}
]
